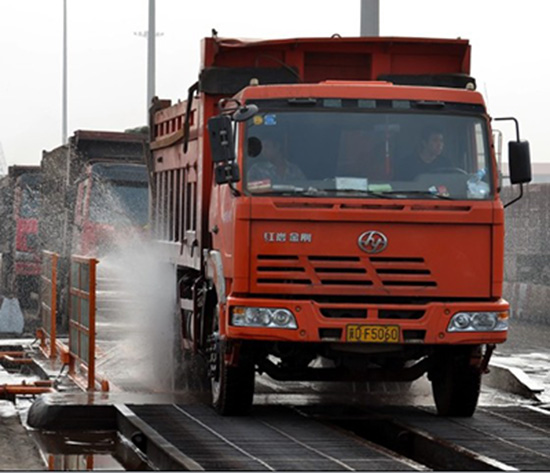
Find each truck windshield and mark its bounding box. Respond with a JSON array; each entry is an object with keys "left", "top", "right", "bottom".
[
  {"left": 244, "top": 104, "right": 493, "bottom": 200},
  {"left": 89, "top": 181, "right": 149, "bottom": 226},
  {"left": 20, "top": 187, "right": 40, "bottom": 218}
]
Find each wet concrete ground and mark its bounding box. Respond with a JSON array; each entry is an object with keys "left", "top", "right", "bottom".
[
  {"left": 0, "top": 400, "right": 44, "bottom": 470},
  {"left": 0, "top": 315, "right": 549, "bottom": 470},
  {"left": 0, "top": 361, "right": 45, "bottom": 470},
  {"left": 491, "top": 319, "right": 550, "bottom": 404},
  {"left": 498, "top": 318, "right": 550, "bottom": 354}
]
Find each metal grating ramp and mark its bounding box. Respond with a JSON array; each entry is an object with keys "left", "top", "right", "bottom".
[
  {"left": 378, "top": 405, "right": 550, "bottom": 471},
  {"left": 127, "top": 404, "right": 424, "bottom": 471}
]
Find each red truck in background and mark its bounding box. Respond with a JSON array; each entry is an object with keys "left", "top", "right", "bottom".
[
  {"left": 40, "top": 130, "right": 149, "bottom": 326},
  {"left": 149, "top": 36, "right": 531, "bottom": 416},
  {"left": 0, "top": 166, "right": 42, "bottom": 306}
]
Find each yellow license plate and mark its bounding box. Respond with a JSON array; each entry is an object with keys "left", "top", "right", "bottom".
[{"left": 346, "top": 325, "right": 400, "bottom": 343}]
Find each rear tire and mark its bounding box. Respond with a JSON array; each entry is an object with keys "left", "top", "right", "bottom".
[
  {"left": 209, "top": 307, "right": 255, "bottom": 416},
  {"left": 430, "top": 348, "right": 481, "bottom": 417}
]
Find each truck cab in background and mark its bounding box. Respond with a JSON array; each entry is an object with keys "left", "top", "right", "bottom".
[
  {"left": 150, "top": 36, "right": 531, "bottom": 417},
  {"left": 72, "top": 162, "right": 149, "bottom": 256}
]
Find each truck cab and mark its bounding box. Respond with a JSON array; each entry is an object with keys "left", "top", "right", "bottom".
[{"left": 73, "top": 162, "right": 149, "bottom": 256}]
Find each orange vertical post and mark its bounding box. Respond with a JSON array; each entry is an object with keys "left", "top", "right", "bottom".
[
  {"left": 50, "top": 252, "right": 58, "bottom": 359},
  {"left": 47, "top": 455, "right": 55, "bottom": 471},
  {"left": 39, "top": 251, "right": 59, "bottom": 360},
  {"left": 87, "top": 259, "right": 97, "bottom": 392}
]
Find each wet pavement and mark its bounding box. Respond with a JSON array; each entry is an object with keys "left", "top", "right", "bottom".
[
  {"left": 498, "top": 318, "right": 550, "bottom": 355},
  {"left": 0, "top": 314, "right": 549, "bottom": 470},
  {"left": 0, "top": 388, "right": 44, "bottom": 470},
  {"left": 491, "top": 319, "right": 550, "bottom": 405}
]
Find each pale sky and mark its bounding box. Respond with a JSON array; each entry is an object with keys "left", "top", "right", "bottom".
[{"left": 0, "top": 0, "right": 546, "bottom": 166}]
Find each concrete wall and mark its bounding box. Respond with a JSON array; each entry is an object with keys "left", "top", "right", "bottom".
[{"left": 503, "top": 183, "right": 550, "bottom": 324}]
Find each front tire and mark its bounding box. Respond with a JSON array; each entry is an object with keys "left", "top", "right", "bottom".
[
  {"left": 430, "top": 347, "right": 481, "bottom": 417},
  {"left": 209, "top": 307, "right": 255, "bottom": 416}
]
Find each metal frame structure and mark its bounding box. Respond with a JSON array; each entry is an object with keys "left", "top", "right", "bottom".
[
  {"left": 36, "top": 252, "right": 109, "bottom": 392},
  {"left": 37, "top": 251, "right": 58, "bottom": 360}
]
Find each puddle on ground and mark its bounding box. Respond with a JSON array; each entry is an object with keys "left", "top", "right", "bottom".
[{"left": 30, "top": 430, "right": 129, "bottom": 471}]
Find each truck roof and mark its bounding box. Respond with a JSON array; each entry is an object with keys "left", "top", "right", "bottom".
[{"left": 238, "top": 82, "right": 485, "bottom": 107}]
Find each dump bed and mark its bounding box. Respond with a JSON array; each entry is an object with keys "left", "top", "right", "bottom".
[{"left": 200, "top": 36, "right": 472, "bottom": 95}]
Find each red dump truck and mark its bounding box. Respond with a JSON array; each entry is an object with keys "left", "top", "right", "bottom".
[
  {"left": 40, "top": 130, "right": 149, "bottom": 325},
  {"left": 0, "top": 166, "right": 42, "bottom": 306},
  {"left": 149, "top": 36, "right": 531, "bottom": 416}
]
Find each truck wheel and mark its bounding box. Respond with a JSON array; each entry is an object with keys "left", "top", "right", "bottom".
[
  {"left": 430, "top": 349, "right": 481, "bottom": 417},
  {"left": 209, "top": 307, "right": 255, "bottom": 416}
]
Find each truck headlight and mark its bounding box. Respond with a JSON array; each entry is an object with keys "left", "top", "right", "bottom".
[
  {"left": 231, "top": 307, "right": 297, "bottom": 329},
  {"left": 447, "top": 311, "right": 508, "bottom": 332}
]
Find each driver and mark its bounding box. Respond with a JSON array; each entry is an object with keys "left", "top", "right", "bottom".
[
  {"left": 398, "top": 127, "right": 453, "bottom": 180},
  {"left": 247, "top": 136, "right": 305, "bottom": 183}
]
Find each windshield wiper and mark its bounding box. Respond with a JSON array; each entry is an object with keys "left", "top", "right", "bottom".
[{"left": 379, "top": 190, "right": 454, "bottom": 200}]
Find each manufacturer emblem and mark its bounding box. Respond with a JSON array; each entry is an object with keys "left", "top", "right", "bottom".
[
  {"left": 358, "top": 231, "right": 388, "bottom": 254},
  {"left": 264, "top": 232, "right": 312, "bottom": 243}
]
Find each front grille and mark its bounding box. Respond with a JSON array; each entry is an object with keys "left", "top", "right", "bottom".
[
  {"left": 320, "top": 280, "right": 373, "bottom": 286},
  {"left": 258, "top": 255, "right": 299, "bottom": 261},
  {"left": 403, "top": 330, "right": 426, "bottom": 342},
  {"left": 257, "top": 278, "right": 311, "bottom": 285},
  {"left": 253, "top": 254, "right": 437, "bottom": 291},
  {"left": 257, "top": 266, "right": 305, "bottom": 273},
  {"left": 309, "top": 256, "right": 360, "bottom": 262},
  {"left": 320, "top": 308, "right": 367, "bottom": 319},
  {"left": 370, "top": 256, "right": 436, "bottom": 288},
  {"left": 383, "top": 281, "right": 437, "bottom": 287},
  {"left": 319, "top": 328, "right": 343, "bottom": 340},
  {"left": 379, "top": 309, "right": 425, "bottom": 320}
]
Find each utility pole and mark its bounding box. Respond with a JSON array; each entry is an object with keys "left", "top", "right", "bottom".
[
  {"left": 360, "top": 0, "right": 380, "bottom": 36},
  {"left": 135, "top": 0, "right": 163, "bottom": 121},
  {"left": 147, "top": 0, "right": 155, "bottom": 113},
  {"left": 62, "top": 0, "right": 68, "bottom": 144}
]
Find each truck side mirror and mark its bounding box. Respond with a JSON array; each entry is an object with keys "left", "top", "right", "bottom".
[
  {"left": 508, "top": 141, "right": 531, "bottom": 185},
  {"left": 214, "top": 163, "right": 240, "bottom": 185},
  {"left": 208, "top": 115, "right": 241, "bottom": 186},
  {"left": 494, "top": 116, "right": 532, "bottom": 207},
  {"left": 208, "top": 115, "right": 235, "bottom": 163}
]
